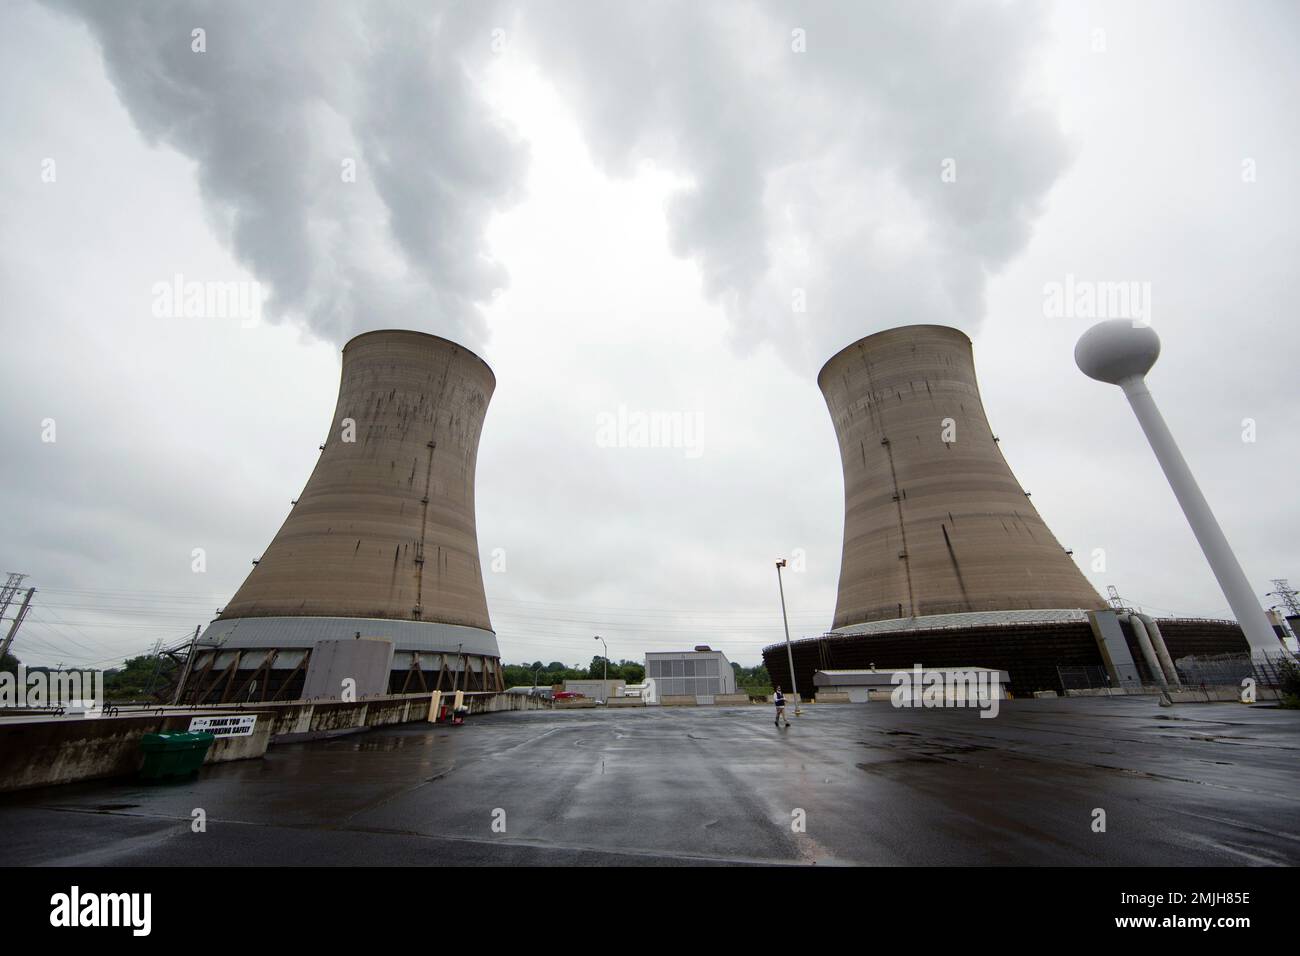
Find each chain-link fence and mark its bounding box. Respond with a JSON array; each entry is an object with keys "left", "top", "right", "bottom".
[
  {"left": 1056, "top": 665, "right": 1112, "bottom": 691},
  {"left": 1059, "top": 654, "right": 1298, "bottom": 696},
  {"left": 1174, "top": 653, "right": 1253, "bottom": 688},
  {"left": 1174, "top": 653, "right": 1292, "bottom": 689}
]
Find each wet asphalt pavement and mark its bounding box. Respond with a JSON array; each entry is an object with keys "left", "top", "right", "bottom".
[{"left": 2, "top": 697, "right": 1297, "bottom": 866}]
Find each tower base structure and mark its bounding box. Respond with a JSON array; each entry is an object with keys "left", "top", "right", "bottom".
[
  {"left": 178, "top": 616, "right": 501, "bottom": 705},
  {"left": 763, "top": 611, "right": 1259, "bottom": 700}
]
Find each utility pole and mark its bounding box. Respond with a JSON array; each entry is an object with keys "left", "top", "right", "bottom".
[
  {"left": 143, "top": 637, "right": 166, "bottom": 700},
  {"left": 173, "top": 625, "right": 202, "bottom": 706},
  {"left": 775, "top": 559, "right": 800, "bottom": 715},
  {"left": 0, "top": 587, "right": 36, "bottom": 662},
  {"left": 0, "top": 573, "right": 28, "bottom": 627}
]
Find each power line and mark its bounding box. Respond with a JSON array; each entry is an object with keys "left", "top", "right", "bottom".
[{"left": 32, "top": 583, "right": 826, "bottom": 618}]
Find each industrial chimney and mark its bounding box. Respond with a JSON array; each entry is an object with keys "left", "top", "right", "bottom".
[
  {"left": 181, "top": 330, "right": 501, "bottom": 703},
  {"left": 818, "top": 325, "right": 1105, "bottom": 629}
]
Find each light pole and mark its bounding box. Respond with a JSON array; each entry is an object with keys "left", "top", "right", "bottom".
[
  {"left": 452, "top": 642, "right": 463, "bottom": 693},
  {"left": 594, "top": 635, "right": 607, "bottom": 703},
  {"left": 775, "top": 559, "right": 800, "bottom": 715},
  {"left": 1075, "top": 320, "right": 1290, "bottom": 662}
]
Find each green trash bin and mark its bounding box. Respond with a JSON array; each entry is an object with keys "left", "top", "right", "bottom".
[{"left": 139, "top": 731, "right": 216, "bottom": 781}]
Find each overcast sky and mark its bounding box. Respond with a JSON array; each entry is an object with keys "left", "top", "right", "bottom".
[{"left": 2, "top": 0, "right": 1297, "bottom": 670}]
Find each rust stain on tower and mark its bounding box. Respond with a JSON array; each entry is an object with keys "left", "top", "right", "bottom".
[{"left": 818, "top": 325, "right": 1105, "bottom": 628}]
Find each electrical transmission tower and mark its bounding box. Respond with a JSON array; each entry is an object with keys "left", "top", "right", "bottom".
[
  {"left": 0, "top": 572, "right": 28, "bottom": 626},
  {"left": 1266, "top": 579, "right": 1300, "bottom": 618},
  {"left": 0, "top": 587, "right": 36, "bottom": 662},
  {"left": 1105, "top": 585, "right": 1129, "bottom": 611}
]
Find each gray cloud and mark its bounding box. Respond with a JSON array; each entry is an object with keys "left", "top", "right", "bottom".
[
  {"left": 46, "top": 0, "right": 524, "bottom": 348},
  {"left": 49, "top": 0, "right": 1065, "bottom": 360},
  {"left": 515, "top": 0, "right": 1070, "bottom": 368}
]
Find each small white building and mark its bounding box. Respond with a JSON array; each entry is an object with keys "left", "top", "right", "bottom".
[{"left": 644, "top": 647, "right": 735, "bottom": 704}]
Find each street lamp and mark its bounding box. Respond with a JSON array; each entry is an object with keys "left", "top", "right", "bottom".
[
  {"left": 594, "top": 635, "right": 608, "bottom": 703},
  {"left": 775, "top": 559, "right": 801, "bottom": 715}
]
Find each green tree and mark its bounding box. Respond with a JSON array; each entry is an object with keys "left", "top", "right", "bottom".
[
  {"left": 103, "top": 654, "right": 176, "bottom": 700},
  {"left": 1278, "top": 656, "right": 1300, "bottom": 708},
  {"left": 732, "top": 663, "right": 771, "bottom": 696},
  {"left": 616, "top": 660, "right": 645, "bottom": 683}
]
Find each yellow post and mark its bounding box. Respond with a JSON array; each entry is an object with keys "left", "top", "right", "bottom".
[{"left": 427, "top": 689, "right": 443, "bottom": 722}]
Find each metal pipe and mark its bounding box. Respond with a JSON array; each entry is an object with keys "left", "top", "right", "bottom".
[
  {"left": 1136, "top": 612, "right": 1181, "bottom": 688},
  {"left": 1123, "top": 612, "right": 1168, "bottom": 695}
]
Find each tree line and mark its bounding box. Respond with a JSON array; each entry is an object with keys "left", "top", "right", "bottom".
[{"left": 501, "top": 657, "right": 773, "bottom": 695}]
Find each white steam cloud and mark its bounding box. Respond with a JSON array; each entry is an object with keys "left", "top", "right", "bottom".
[
  {"left": 50, "top": 0, "right": 1067, "bottom": 363},
  {"left": 513, "top": 0, "right": 1070, "bottom": 368},
  {"left": 48, "top": 0, "right": 524, "bottom": 347}
]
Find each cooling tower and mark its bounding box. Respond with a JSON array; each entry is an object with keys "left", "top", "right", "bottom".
[
  {"left": 819, "top": 325, "right": 1106, "bottom": 629},
  {"left": 181, "top": 330, "right": 501, "bottom": 703}
]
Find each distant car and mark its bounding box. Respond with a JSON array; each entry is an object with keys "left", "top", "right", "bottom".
[{"left": 552, "top": 691, "right": 584, "bottom": 700}]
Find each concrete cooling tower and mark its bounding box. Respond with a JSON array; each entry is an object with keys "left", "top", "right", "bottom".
[
  {"left": 818, "top": 325, "right": 1106, "bottom": 628},
  {"left": 180, "top": 330, "right": 501, "bottom": 704},
  {"left": 765, "top": 324, "right": 1253, "bottom": 698}
]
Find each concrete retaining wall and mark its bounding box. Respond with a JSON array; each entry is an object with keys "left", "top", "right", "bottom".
[
  {"left": 1064, "top": 685, "right": 1279, "bottom": 703},
  {"left": 660, "top": 694, "right": 754, "bottom": 707},
  {"left": 0, "top": 691, "right": 550, "bottom": 791},
  {"left": 1169, "top": 686, "right": 1280, "bottom": 703},
  {"left": 0, "top": 711, "right": 272, "bottom": 793},
  {"left": 262, "top": 689, "right": 550, "bottom": 739}
]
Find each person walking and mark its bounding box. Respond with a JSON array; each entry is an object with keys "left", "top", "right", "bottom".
[{"left": 774, "top": 686, "right": 790, "bottom": 728}]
